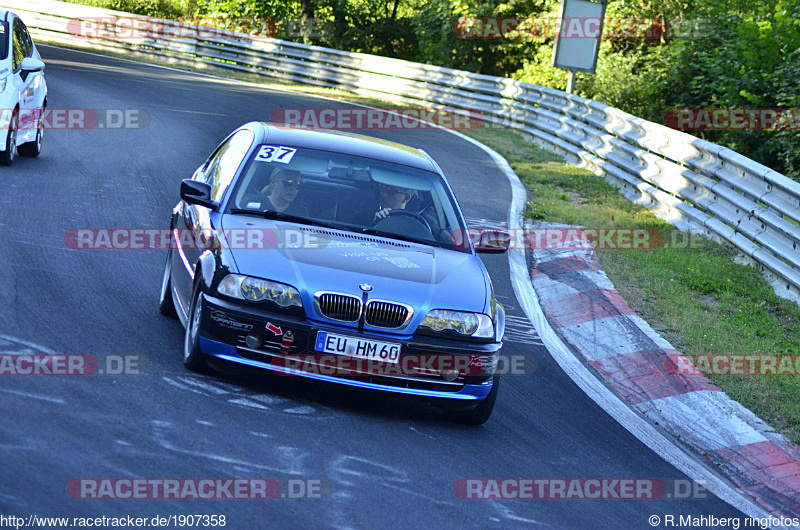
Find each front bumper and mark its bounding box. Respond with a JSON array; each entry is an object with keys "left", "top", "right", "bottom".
[{"left": 196, "top": 293, "right": 501, "bottom": 402}]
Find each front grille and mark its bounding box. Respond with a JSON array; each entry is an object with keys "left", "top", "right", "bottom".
[
  {"left": 315, "top": 291, "right": 413, "bottom": 329},
  {"left": 317, "top": 293, "right": 361, "bottom": 322},
  {"left": 365, "top": 300, "right": 411, "bottom": 328}
]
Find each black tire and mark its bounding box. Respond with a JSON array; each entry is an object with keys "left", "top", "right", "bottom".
[
  {"left": 445, "top": 376, "right": 500, "bottom": 425},
  {"left": 183, "top": 282, "right": 211, "bottom": 373},
  {"left": 18, "top": 111, "right": 43, "bottom": 158},
  {"left": 0, "top": 111, "right": 18, "bottom": 166},
  {"left": 158, "top": 248, "right": 177, "bottom": 317}
]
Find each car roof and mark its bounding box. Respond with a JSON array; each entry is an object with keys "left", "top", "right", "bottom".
[{"left": 248, "top": 122, "right": 438, "bottom": 173}]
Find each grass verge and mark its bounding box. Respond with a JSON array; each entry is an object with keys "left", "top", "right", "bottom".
[{"left": 46, "top": 40, "right": 800, "bottom": 445}]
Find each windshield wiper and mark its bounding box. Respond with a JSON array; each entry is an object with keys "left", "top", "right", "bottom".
[
  {"left": 229, "top": 208, "right": 265, "bottom": 217},
  {"left": 360, "top": 227, "right": 442, "bottom": 248}
]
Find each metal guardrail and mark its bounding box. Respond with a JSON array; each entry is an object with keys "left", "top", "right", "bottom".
[{"left": 8, "top": 0, "right": 800, "bottom": 301}]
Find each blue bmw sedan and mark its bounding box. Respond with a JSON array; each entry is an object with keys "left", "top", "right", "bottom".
[{"left": 159, "top": 122, "right": 509, "bottom": 424}]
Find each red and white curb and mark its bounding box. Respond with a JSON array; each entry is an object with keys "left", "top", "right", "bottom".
[{"left": 530, "top": 221, "right": 800, "bottom": 519}]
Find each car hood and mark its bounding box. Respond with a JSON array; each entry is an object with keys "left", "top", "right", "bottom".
[{"left": 220, "top": 215, "right": 489, "bottom": 326}]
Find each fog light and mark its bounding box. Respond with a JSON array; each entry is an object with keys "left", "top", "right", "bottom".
[
  {"left": 441, "top": 369, "right": 459, "bottom": 382},
  {"left": 245, "top": 334, "right": 262, "bottom": 348}
]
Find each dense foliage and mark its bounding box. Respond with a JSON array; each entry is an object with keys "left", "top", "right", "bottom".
[{"left": 66, "top": 0, "right": 800, "bottom": 179}]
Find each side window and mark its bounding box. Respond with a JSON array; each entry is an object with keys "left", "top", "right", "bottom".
[
  {"left": 11, "top": 20, "right": 24, "bottom": 71},
  {"left": 204, "top": 130, "right": 254, "bottom": 204},
  {"left": 18, "top": 21, "right": 33, "bottom": 58},
  {"left": 0, "top": 22, "right": 9, "bottom": 62}
]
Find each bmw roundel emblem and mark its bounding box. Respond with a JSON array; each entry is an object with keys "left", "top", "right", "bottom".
[{"left": 359, "top": 283, "right": 373, "bottom": 292}]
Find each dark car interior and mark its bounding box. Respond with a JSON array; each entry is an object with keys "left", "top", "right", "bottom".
[{"left": 232, "top": 162, "right": 453, "bottom": 246}]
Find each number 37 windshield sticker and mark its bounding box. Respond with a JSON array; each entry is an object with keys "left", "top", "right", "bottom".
[{"left": 255, "top": 145, "right": 297, "bottom": 164}]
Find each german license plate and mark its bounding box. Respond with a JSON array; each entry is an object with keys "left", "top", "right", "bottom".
[{"left": 314, "top": 331, "right": 400, "bottom": 364}]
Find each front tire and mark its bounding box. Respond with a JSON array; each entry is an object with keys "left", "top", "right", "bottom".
[
  {"left": 183, "top": 283, "right": 210, "bottom": 373},
  {"left": 0, "top": 111, "right": 18, "bottom": 166},
  {"left": 445, "top": 376, "right": 500, "bottom": 425}
]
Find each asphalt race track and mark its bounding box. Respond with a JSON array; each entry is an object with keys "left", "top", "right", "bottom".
[{"left": 0, "top": 45, "right": 747, "bottom": 528}]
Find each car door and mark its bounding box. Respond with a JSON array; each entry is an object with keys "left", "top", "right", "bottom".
[{"left": 171, "top": 130, "right": 254, "bottom": 315}]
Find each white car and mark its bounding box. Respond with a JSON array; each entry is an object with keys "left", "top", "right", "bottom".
[{"left": 0, "top": 8, "right": 47, "bottom": 166}]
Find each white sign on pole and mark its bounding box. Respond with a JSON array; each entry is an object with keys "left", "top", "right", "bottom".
[{"left": 551, "top": 0, "right": 607, "bottom": 74}]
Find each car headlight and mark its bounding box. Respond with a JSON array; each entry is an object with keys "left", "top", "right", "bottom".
[
  {"left": 217, "top": 274, "right": 302, "bottom": 308},
  {"left": 419, "top": 309, "right": 494, "bottom": 338}
]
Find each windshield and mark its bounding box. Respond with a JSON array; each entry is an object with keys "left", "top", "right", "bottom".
[{"left": 226, "top": 145, "right": 469, "bottom": 251}]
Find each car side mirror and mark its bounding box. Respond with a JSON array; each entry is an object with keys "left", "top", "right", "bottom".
[
  {"left": 474, "top": 229, "right": 511, "bottom": 253},
  {"left": 180, "top": 179, "right": 215, "bottom": 209},
  {"left": 450, "top": 228, "right": 512, "bottom": 252},
  {"left": 20, "top": 57, "right": 45, "bottom": 73}
]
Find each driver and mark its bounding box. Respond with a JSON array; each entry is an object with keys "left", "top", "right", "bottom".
[
  {"left": 374, "top": 183, "right": 414, "bottom": 222},
  {"left": 341, "top": 183, "right": 421, "bottom": 228}
]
